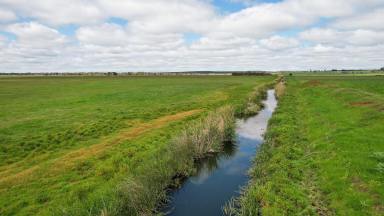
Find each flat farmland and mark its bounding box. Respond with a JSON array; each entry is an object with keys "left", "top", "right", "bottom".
[
  {"left": 236, "top": 76, "right": 384, "bottom": 216},
  {"left": 0, "top": 75, "right": 274, "bottom": 215}
]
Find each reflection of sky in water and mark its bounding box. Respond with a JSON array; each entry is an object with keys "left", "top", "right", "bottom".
[
  {"left": 236, "top": 90, "right": 277, "bottom": 140},
  {"left": 164, "top": 90, "right": 277, "bottom": 216},
  {"left": 190, "top": 169, "right": 211, "bottom": 184},
  {"left": 225, "top": 162, "right": 248, "bottom": 175}
]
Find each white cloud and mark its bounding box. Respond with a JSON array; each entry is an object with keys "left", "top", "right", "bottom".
[
  {"left": 190, "top": 36, "right": 256, "bottom": 51},
  {"left": 285, "top": 0, "right": 384, "bottom": 17},
  {"left": 99, "top": 0, "right": 216, "bottom": 34},
  {"left": 260, "top": 35, "right": 299, "bottom": 50},
  {"left": 0, "top": 0, "right": 384, "bottom": 72},
  {"left": 76, "top": 23, "right": 185, "bottom": 53},
  {"left": 348, "top": 29, "right": 384, "bottom": 46},
  {"left": 0, "top": 22, "right": 69, "bottom": 71},
  {"left": 300, "top": 28, "right": 343, "bottom": 45},
  {"left": 0, "top": 0, "right": 105, "bottom": 25},
  {"left": 5, "top": 22, "right": 67, "bottom": 47},
  {"left": 212, "top": 3, "right": 311, "bottom": 38},
  {"left": 0, "top": 35, "right": 7, "bottom": 47},
  {"left": 0, "top": 7, "right": 16, "bottom": 22},
  {"left": 332, "top": 8, "right": 384, "bottom": 31},
  {"left": 300, "top": 28, "right": 384, "bottom": 46},
  {"left": 312, "top": 44, "right": 337, "bottom": 53},
  {"left": 207, "top": 0, "right": 384, "bottom": 39},
  {"left": 76, "top": 23, "right": 129, "bottom": 47},
  {"left": 1, "top": 0, "right": 216, "bottom": 31}
]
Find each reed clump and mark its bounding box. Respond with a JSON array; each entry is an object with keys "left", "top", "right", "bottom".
[
  {"left": 171, "top": 105, "right": 235, "bottom": 159},
  {"left": 237, "top": 84, "right": 272, "bottom": 118},
  {"left": 115, "top": 106, "right": 236, "bottom": 216},
  {"left": 275, "top": 76, "right": 286, "bottom": 98}
]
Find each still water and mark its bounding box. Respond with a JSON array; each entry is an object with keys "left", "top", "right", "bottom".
[{"left": 163, "top": 89, "right": 278, "bottom": 216}]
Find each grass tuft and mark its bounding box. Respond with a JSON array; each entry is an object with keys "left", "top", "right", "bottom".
[
  {"left": 237, "top": 84, "right": 273, "bottom": 118},
  {"left": 274, "top": 76, "right": 286, "bottom": 99},
  {"left": 115, "top": 106, "right": 236, "bottom": 215},
  {"left": 173, "top": 106, "right": 235, "bottom": 158}
]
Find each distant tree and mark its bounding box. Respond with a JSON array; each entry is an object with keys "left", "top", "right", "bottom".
[
  {"left": 289, "top": 73, "right": 293, "bottom": 76},
  {"left": 380, "top": 67, "right": 384, "bottom": 71}
]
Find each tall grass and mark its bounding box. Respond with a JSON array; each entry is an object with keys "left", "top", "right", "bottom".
[
  {"left": 172, "top": 106, "right": 235, "bottom": 158},
  {"left": 372, "top": 152, "right": 384, "bottom": 174},
  {"left": 224, "top": 80, "right": 313, "bottom": 216},
  {"left": 236, "top": 81, "right": 278, "bottom": 118},
  {"left": 226, "top": 76, "right": 384, "bottom": 215},
  {"left": 275, "top": 76, "right": 286, "bottom": 99},
  {"left": 114, "top": 106, "right": 235, "bottom": 215}
]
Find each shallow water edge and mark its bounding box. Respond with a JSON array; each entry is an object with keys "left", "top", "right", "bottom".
[{"left": 162, "top": 89, "right": 277, "bottom": 216}]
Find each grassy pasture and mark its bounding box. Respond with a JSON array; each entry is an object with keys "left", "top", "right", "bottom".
[
  {"left": 281, "top": 70, "right": 384, "bottom": 76},
  {"left": 0, "top": 75, "right": 274, "bottom": 215},
  {"left": 236, "top": 76, "right": 384, "bottom": 215}
]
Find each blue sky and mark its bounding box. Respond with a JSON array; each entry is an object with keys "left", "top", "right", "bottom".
[
  {"left": 213, "top": 0, "right": 283, "bottom": 12},
  {"left": 0, "top": 0, "right": 383, "bottom": 72},
  {"left": 213, "top": 0, "right": 248, "bottom": 13}
]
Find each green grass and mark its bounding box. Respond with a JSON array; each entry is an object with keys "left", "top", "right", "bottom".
[
  {"left": 282, "top": 70, "right": 384, "bottom": 76},
  {"left": 236, "top": 76, "right": 384, "bottom": 215},
  {"left": 0, "top": 75, "right": 275, "bottom": 215}
]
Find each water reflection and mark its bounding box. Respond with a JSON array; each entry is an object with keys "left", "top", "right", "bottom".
[
  {"left": 163, "top": 90, "right": 277, "bottom": 216},
  {"left": 191, "top": 141, "right": 237, "bottom": 184},
  {"left": 236, "top": 90, "right": 277, "bottom": 141}
]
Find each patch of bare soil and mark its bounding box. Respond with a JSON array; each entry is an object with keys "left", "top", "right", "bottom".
[{"left": 350, "top": 101, "right": 374, "bottom": 107}]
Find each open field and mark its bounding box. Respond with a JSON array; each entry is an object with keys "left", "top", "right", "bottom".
[
  {"left": 3, "top": 74, "right": 384, "bottom": 216},
  {"left": 0, "top": 76, "right": 275, "bottom": 215},
  {"left": 236, "top": 76, "right": 384, "bottom": 215},
  {"left": 281, "top": 71, "right": 384, "bottom": 77}
]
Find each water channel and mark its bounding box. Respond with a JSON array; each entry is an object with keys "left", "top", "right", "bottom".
[{"left": 163, "top": 89, "right": 278, "bottom": 216}]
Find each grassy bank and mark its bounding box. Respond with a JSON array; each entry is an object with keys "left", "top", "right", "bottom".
[
  {"left": 115, "top": 106, "right": 236, "bottom": 216},
  {"left": 236, "top": 80, "right": 276, "bottom": 118},
  {"left": 234, "top": 76, "right": 384, "bottom": 215},
  {"left": 0, "top": 76, "right": 275, "bottom": 215}
]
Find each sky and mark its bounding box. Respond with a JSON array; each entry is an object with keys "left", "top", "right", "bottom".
[{"left": 0, "top": 0, "right": 384, "bottom": 72}]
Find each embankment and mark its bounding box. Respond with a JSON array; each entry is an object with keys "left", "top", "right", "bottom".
[{"left": 113, "top": 81, "right": 277, "bottom": 216}]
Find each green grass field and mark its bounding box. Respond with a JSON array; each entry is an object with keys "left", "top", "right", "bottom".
[
  {"left": 237, "top": 76, "right": 384, "bottom": 215},
  {"left": 3, "top": 74, "right": 384, "bottom": 216},
  {"left": 0, "top": 76, "right": 275, "bottom": 215}
]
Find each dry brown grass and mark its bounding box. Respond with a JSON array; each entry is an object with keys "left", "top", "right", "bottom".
[
  {"left": 304, "top": 80, "right": 323, "bottom": 87},
  {"left": 275, "top": 80, "right": 286, "bottom": 99},
  {"left": 171, "top": 106, "right": 234, "bottom": 159},
  {"left": 54, "top": 109, "right": 202, "bottom": 169},
  {"left": 349, "top": 101, "right": 375, "bottom": 107}
]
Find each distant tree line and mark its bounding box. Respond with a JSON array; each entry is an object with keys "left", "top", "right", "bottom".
[
  {"left": 1, "top": 69, "right": 382, "bottom": 76},
  {"left": 0, "top": 71, "right": 272, "bottom": 76},
  {"left": 231, "top": 71, "right": 270, "bottom": 76},
  {"left": 286, "top": 69, "right": 384, "bottom": 74}
]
